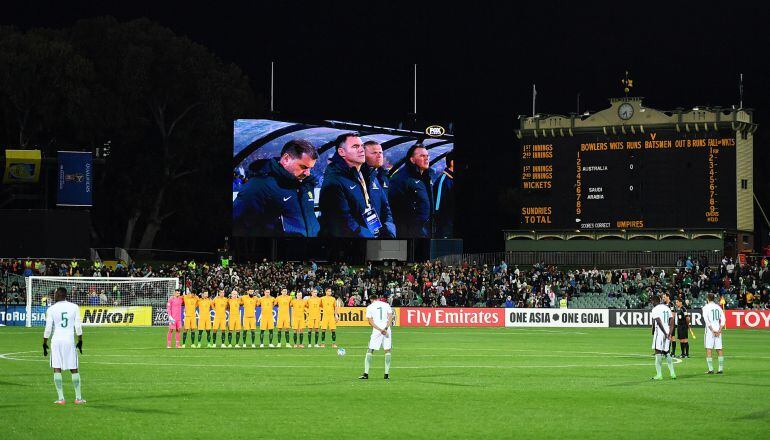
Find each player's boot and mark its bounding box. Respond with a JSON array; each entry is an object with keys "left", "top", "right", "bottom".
[
  {"left": 320, "top": 344, "right": 326, "bottom": 348},
  {"left": 670, "top": 374, "right": 677, "bottom": 380},
  {"left": 196, "top": 343, "right": 201, "bottom": 348},
  {"left": 54, "top": 399, "right": 66, "bottom": 405},
  {"left": 251, "top": 344, "right": 256, "bottom": 348},
  {"left": 269, "top": 343, "right": 275, "bottom": 348},
  {"left": 176, "top": 344, "right": 182, "bottom": 349},
  {"left": 227, "top": 344, "right": 232, "bottom": 348},
  {"left": 706, "top": 370, "right": 714, "bottom": 374},
  {"left": 384, "top": 374, "right": 389, "bottom": 380},
  {"left": 358, "top": 373, "right": 368, "bottom": 380},
  {"left": 167, "top": 344, "right": 171, "bottom": 349},
  {"left": 314, "top": 344, "right": 320, "bottom": 348},
  {"left": 235, "top": 344, "right": 240, "bottom": 348},
  {"left": 74, "top": 399, "right": 87, "bottom": 405},
  {"left": 259, "top": 344, "right": 265, "bottom": 348},
  {"left": 651, "top": 376, "right": 663, "bottom": 381},
  {"left": 220, "top": 343, "right": 226, "bottom": 348},
  {"left": 332, "top": 343, "right": 338, "bottom": 348},
  {"left": 717, "top": 370, "right": 724, "bottom": 374}
]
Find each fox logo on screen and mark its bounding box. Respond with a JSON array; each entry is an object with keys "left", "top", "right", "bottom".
[{"left": 425, "top": 125, "right": 445, "bottom": 137}]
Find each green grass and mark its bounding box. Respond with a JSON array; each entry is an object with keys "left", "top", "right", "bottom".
[{"left": 1, "top": 326, "right": 769, "bottom": 439}]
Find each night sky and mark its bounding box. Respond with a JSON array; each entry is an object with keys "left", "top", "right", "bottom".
[{"left": 5, "top": 1, "right": 769, "bottom": 253}]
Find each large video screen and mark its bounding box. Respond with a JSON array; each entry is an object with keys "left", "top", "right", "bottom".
[
  {"left": 233, "top": 119, "right": 455, "bottom": 238},
  {"left": 519, "top": 129, "right": 737, "bottom": 230}
]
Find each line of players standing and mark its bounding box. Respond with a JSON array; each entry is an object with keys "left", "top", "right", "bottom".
[{"left": 165, "top": 287, "right": 340, "bottom": 349}]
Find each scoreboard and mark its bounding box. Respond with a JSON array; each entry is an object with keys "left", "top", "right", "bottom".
[{"left": 519, "top": 129, "right": 737, "bottom": 230}]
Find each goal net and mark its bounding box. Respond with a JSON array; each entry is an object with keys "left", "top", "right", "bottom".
[{"left": 25, "top": 276, "right": 179, "bottom": 327}]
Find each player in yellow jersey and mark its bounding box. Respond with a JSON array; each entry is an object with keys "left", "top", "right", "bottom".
[
  {"left": 275, "top": 288, "right": 293, "bottom": 348},
  {"left": 290, "top": 292, "right": 307, "bottom": 347},
  {"left": 306, "top": 289, "right": 322, "bottom": 347},
  {"left": 196, "top": 291, "right": 213, "bottom": 348},
  {"left": 258, "top": 289, "right": 276, "bottom": 347},
  {"left": 241, "top": 290, "right": 258, "bottom": 348},
  {"left": 227, "top": 291, "right": 243, "bottom": 348},
  {"left": 181, "top": 290, "right": 199, "bottom": 348},
  {"left": 320, "top": 288, "right": 340, "bottom": 348},
  {"left": 212, "top": 289, "right": 229, "bottom": 348}
]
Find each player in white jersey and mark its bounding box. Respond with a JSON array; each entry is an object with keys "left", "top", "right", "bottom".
[
  {"left": 701, "top": 292, "right": 726, "bottom": 374},
  {"left": 650, "top": 294, "right": 676, "bottom": 380},
  {"left": 43, "top": 287, "right": 85, "bottom": 404},
  {"left": 359, "top": 293, "right": 394, "bottom": 380}
]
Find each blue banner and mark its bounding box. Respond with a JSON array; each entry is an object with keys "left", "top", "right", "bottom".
[
  {"left": 0, "top": 306, "right": 47, "bottom": 326},
  {"left": 57, "top": 151, "right": 92, "bottom": 206}
]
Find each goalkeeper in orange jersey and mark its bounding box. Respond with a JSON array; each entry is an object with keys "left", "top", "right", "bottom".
[
  {"left": 290, "top": 291, "right": 307, "bottom": 347},
  {"left": 306, "top": 288, "right": 322, "bottom": 347},
  {"left": 241, "top": 289, "right": 258, "bottom": 348},
  {"left": 275, "top": 288, "right": 292, "bottom": 348},
  {"left": 320, "top": 288, "right": 339, "bottom": 348},
  {"left": 181, "top": 290, "right": 199, "bottom": 348},
  {"left": 258, "top": 289, "right": 276, "bottom": 348},
  {"left": 196, "top": 291, "right": 213, "bottom": 348},
  {"left": 212, "top": 289, "right": 228, "bottom": 348},
  {"left": 227, "top": 290, "right": 243, "bottom": 348}
]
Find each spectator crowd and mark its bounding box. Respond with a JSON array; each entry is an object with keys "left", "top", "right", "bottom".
[{"left": 2, "top": 255, "right": 769, "bottom": 309}]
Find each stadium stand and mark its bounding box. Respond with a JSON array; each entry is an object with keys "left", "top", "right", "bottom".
[{"left": 2, "top": 256, "right": 769, "bottom": 310}]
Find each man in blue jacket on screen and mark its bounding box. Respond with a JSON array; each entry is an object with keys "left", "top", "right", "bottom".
[
  {"left": 388, "top": 143, "right": 435, "bottom": 238},
  {"left": 232, "top": 139, "right": 320, "bottom": 237},
  {"left": 363, "top": 140, "right": 396, "bottom": 238},
  {"left": 433, "top": 151, "right": 454, "bottom": 238},
  {"left": 320, "top": 133, "right": 391, "bottom": 238}
]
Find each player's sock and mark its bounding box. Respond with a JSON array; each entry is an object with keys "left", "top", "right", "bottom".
[
  {"left": 235, "top": 332, "right": 240, "bottom": 344},
  {"left": 167, "top": 330, "right": 172, "bottom": 346},
  {"left": 198, "top": 330, "right": 203, "bottom": 342},
  {"left": 307, "top": 330, "right": 311, "bottom": 343},
  {"left": 207, "top": 330, "right": 211, "bottom": 343},
  {"left": 654, "top": 354, "right": 662, "bottom": 377},
  {"left": 221, "top": 332, "right": 226, "bottom": 344},
  {"left": 227, "top": 332, "right": 232, "bottom": 344},
  {"left": 277, "top": 330, "right": 282, "bottom": 344},
  {"left": 384, "top": 352, "right": 391, "bottom": 374},
  {"left": 365, "top": 352, "right": 372, "bottom": 374},
  {"left": 285, "top": 331, "right": 289, "bottom": 343},
  {"left": 718, "top": 356, "right": 724, "bottom": 372},
  {"left": 53, "top": 372, "right": 64, "bottom": 401},
  {"left": 183, "top": 332, "right": 188, "bottom": 345},
  {"left": 293, "top": 332, "right": 297, "bottom": 344},
  {"left": 260, "top": 330, "right": 265, "bottom": 344},
  {"left": 241, "top": 330, "right": 246, "bottom": 342},
  {"left": 706, "top": 357, "right": 714, "bottom": 372},
  {"left": 322, "top": 331, "right": 326, "bottom": 343},
  {"left": 269, "top": 330, "right": 274, "bottom": 343},
  {"left": 665, "top": 354, "right": 675, "bottom": 377},
  {"left": 670, "top": 341, "right": 676, "bottom": 356},
  {"left": 251, "top": 331, "right": 256, "bottom": 344},
  {"left": 175, "top": 331, "right": 180, "bottom": 345},
  {"left": 299, "top": 333, "right": 304, "bottom": 344},
  {"left": 191, "top": 331, "right": 196, "bottom": 345},
  {"left": 684, "top": 342, "right": 689, "bottom": 357},
  {"left": 315, "top": 331, "right": 319, "bottom": 344},
  {"left": 71, "top": 373, "right": 82, "bottom": 400}
]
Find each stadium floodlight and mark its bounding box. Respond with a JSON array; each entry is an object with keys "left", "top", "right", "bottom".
[{"left": 25, "top": 276, "right": 179, "bottom": 327}]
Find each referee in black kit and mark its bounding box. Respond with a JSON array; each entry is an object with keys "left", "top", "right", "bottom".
[{"left": 675, "top": 298, "right": 694, "bottom": 358}]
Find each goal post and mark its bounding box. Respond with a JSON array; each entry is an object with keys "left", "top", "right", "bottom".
[{"left": 25, "top": 276, "right": 179, "bottom": 327}]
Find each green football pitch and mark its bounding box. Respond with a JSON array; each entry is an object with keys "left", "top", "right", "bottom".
[{"left": 1, "top": 326, "right": 769, "bottom": 439}]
